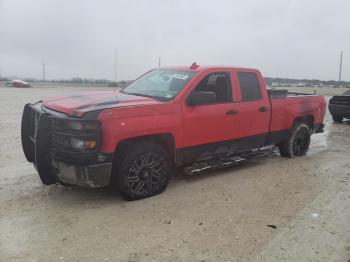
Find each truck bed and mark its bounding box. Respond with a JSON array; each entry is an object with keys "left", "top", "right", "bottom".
[
  {"left": 268, "top": 90, "right": 325, "bottom": 139},
  {"left": 268, "top": 89, "right": 316, "bottom": 99}
]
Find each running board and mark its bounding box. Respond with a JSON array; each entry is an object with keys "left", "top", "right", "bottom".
[{"left": 184, "top": 146, "right": 278, "bottom": 176}]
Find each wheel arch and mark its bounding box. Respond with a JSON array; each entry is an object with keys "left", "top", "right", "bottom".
[
  {"left": 113, "top": 133, "right": 176, "bottom": 165},
  {"left": 293, "top": 115, "right": 314, "bottom": 130}
]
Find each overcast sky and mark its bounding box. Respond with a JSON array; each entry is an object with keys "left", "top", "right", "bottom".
[{"left": 0, "top": 0, "right": 349, "bottom": 81}]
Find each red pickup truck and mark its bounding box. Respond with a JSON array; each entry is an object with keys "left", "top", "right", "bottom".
[{"left": 22, "top": 64, "right": 326, "bottom": 200}]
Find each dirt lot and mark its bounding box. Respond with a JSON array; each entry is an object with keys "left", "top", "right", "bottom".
[{"left": 1, "top": 86, "right": 350, "bottom": 262}]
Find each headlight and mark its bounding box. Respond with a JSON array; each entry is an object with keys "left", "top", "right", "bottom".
[
  {"left": 51, "top": 118, "right": 100, "bottom": 153},
  {"left": 66, "top": 120, "right": 99, "bottom": 132},
  {"left": 70, "top": 137, "right": 97, "bottom": 150},
  {"left": 68, "top": 121, "right": 83, "bottom": 131}
]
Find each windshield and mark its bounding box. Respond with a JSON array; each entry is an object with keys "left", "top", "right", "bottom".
[
  {"left": 342, "top": 89, "right": 350, "bottom": 96},
  {"left": 122, "top": 69, "right": 195, "bottom": 101}
]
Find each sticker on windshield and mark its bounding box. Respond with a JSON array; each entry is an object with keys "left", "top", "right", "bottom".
[{"left": 173, "top": 74, "right": 189, "bottom": 80}]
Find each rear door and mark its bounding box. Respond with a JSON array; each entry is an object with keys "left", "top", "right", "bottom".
[
  {"left": 230, "top": 70, "right": 271, "bottom": 149},
  {"left": 181, "top": 69, "right": 270, "bottom": 152}
]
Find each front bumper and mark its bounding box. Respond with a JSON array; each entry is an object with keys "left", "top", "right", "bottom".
[
  {"left": 52, "top": 160, "right": 112, "bottom": 188},
  {"left": 21, "top": 103, "right": 112, "bottom": 188}
]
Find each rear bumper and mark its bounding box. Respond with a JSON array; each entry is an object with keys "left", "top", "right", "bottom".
[
  {"left": 21, "top": 103, "right": 112, "bottom": 188},
  {"left": 329, "top": 104, "right": 350, "bottom": 118}
]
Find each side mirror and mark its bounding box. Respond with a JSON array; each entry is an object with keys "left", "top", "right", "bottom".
[{"left": 187, "top": 91, "right": 216, "bottom": 106}]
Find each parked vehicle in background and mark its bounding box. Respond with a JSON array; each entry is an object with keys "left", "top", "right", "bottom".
[
  {"left": 21, "top": 64, "right": 326, "bottom": 200},
  {"left": 329, "top": 89, "right": 350, "bottom": 122},
  {"left": 12, "top": 80, "right": 31, "bottom": 88}
]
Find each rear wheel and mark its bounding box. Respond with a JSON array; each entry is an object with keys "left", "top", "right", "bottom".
[
  {"left": 279, "top": 122, "right": 311, "bottom": 158},
  {"left": 114, "top": 142, "right": 171, "bottom": 200},
  {"left": 332, "top": 115, "right": 343, "bottom": 122}
]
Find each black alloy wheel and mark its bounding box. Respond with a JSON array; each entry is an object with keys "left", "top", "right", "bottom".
[
  {"left": 126, "top": 151, "right": 168, "bottom": 197},
  {"left": 279, "top": 122, "right": 311, "bottom": 158},
  {"left": 115, "top": 142, "right": 171, "bottom": 200},
  {"left": 292, "top": 126, "right": 311, "bottom": 156}
]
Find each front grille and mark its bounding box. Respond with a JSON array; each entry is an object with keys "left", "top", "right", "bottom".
[
  {"left": 50, "top": 118, "right": 69, "bottom": 151},
  {"left": 49, "top": 117, "right": 101, "bottom": 164},
  {"left": 51, "top": 133, "right": 69, "bottom": 150},
  {"left": 51, "top": 118, "right": 66, "bottom": 132}
]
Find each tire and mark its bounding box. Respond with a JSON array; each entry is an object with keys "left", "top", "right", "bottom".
[
  {"left": 114, "top": 142, "right": 171, "bottom": 200},
  {"left": 279, "top": 122, "right": 311, "bottom": 158},
  {"left": 332, "top": 115, "right": 343, "bottom": 122}
]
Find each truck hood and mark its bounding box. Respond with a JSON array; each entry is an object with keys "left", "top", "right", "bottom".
[{"left": 43, "top": 91, "right": 159, "bottom": 117}]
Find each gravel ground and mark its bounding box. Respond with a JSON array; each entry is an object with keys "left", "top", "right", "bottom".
[{"left": 0, "top": 86, "right": 349, "bottom": 262}]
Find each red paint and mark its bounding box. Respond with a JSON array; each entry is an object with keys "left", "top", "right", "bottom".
[{"left": 43, "top": 66, "right": 326, "bottom": 154}]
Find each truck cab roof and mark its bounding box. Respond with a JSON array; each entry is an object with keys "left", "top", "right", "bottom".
[{"left": 162, "top": 64, "right": 258, "bottom": 73}]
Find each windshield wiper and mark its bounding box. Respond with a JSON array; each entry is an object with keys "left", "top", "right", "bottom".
[{"left": 122, "top": 92, "right": 167, "bottom": 101}]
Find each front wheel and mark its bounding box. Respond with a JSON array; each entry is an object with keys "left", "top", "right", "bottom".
[
  {"left": 279, "top": 123, "right": 311, "bottom": 158},
  {"left": 115, "top": 142, "right": 171, "bottom": 200}
]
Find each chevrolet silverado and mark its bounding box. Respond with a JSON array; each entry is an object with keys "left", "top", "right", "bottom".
[{"left": 21, "top": 64, "right": 326, "bottom": 200}]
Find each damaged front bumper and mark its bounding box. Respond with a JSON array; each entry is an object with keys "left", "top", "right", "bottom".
[
  {"left": 21, "top": 102, "right": 113, "bottom": 188},
  {"left": 52, "top": 160, "right": 112, "bottom": 188}
]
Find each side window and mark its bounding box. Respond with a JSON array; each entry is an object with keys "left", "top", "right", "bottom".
[
  {"left": 193, "top": 73, "right": 232, "bottom": 104},
  {"left": 238, "top": 72, "right": 262, "bottom": 101}
]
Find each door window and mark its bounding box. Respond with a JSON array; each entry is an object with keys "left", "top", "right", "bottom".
[
  {"left": 238, "top": 72, "right": 262, "bottom": 101},
  {"left": 191, "top": 73, "right": 232, "bottom": 104}
]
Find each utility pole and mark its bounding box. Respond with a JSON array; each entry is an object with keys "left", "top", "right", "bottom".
[
  {"left": 338, "top": 51, "right": 343, "bottom": 83},
  {"left": 158, "top": 57, "right": 161, "bottom": 68},
  {"left": 42, "top": 62, "right": 46, "bottom": 81},
  {"left": 114, "top": 48, "right": 118, "bottom": 82}
]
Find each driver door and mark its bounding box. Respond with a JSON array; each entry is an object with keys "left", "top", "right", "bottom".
[{"left": 182, "top": 72, "right": 236, "bottom": 147}]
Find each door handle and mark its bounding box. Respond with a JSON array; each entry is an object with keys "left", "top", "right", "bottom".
[
  {"left": 259, "top": 106, "right": 269, "bottom": 112},
  {"left": 226, "top": 110, "right": 239, "bottom": 116}
]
